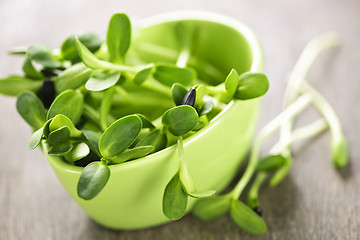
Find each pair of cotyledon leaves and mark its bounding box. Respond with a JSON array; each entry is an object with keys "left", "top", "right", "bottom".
[
  {"left": 225, "top": 69, "right": 269, "bottom": 100},
  {"left": 193, "top": 194, "right": 267, "bottom": 235},
  {"left": 0, "top": 45, "right": 61, "bottom": 96},
  {"left": 162, "top": 137, "right": 216, "bottom": 220},
  {"left": 0, "top": 32, "right": 102, "bottom": 96},
  {"left": 74, "top": 13, "right": 195, "bottom": 92}
]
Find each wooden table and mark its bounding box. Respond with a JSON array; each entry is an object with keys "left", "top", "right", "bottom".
[{"left": 1, "top": 0, "right": 359, "bottom": 239}]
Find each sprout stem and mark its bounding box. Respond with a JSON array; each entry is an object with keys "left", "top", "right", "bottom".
[
  {"left": 280, "top": 32, "right": 340, "bottom": 156},
  {"left": 230, "top": 94, "right": 312, "bottom": 199},
  {"left": 247, "top": 118, "right": 328, "bottom": 207},
  {"left": 300, "top": 81, "right": 349, "bottom": 168},
  {"left": 270, "top": 118, "right": 328, "bottom": 154}
]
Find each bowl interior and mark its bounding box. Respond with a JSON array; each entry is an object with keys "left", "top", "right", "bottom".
[{"left": 131, "top": 13, "right": 258, "bottom": 85}]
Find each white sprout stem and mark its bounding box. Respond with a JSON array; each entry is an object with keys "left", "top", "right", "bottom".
[
  {"left": 231, "top": 94, "right": 312, "bottom": 199},
  {"left": 280, "top": 33, "right": 341, "bottom": 155},
  {"left": 176, "top": 48, "right": 191, "bottom": 68},
  {"left": 178, "top": 136, "right": 196, "bottom": 193},
  {"left": 270, "top": 118, "right": 328, "bottom": 154},
  {"left": 248, "top": 118, "right": 328, "bottom": 206},
  {"left": 300, "top": 81, "right": 344, "bottom": 145}
]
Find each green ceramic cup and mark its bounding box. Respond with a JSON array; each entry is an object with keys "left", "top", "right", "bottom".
[{"left": 45, "top": 11, "right": 263, "bottom": 230}]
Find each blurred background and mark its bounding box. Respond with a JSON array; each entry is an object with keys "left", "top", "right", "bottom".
[{"left": 0, "top": 0, "right": 359, "bottom": 239}]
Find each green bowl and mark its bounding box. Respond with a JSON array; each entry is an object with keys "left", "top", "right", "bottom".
[{"left": 45, "top": 11, "right": 263, "bottom": 230}]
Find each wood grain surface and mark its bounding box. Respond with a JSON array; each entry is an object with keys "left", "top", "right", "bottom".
[{"left": 0, "top": 0, "right": 359, "bottom": 239}]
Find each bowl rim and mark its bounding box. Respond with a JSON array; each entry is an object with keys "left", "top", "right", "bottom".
[{"left": 46, "top": 11, "right": 263, "bottom": 173}]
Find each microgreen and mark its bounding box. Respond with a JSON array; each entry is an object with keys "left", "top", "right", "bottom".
[
  {"left": 16, "top": 91, "right": 46, "bottom": 130},
  {"left": 49, "top": 114, "right": 83, "bottom": 138},
  {"left": 85, "top": 70, "right": 121, "bottom": 91},
  {"left": 99, "top": 115, "right": 142, "bottom": 159},
  {"left": 0, "top": 76, "right": 43, "bottom": 96},
  {"left": 47, "top": 126, "right": 71, "bottom": 145},
  {"left": 28, "top": 127, "right": 44, "bottom": 150},
  {"left": 110, "top": 146, "right": 154, "bottom": 164},
  {"left": 163, "top": 171, "right": 188, "bottom": 220},
  {"left": 256, "top": 154, "right": 287, "bottom": 172},
  {"left": 234, "top": 72, "right": 269, "bottom": 100},
  {"left": 48, "top": 142, "right": 73, "bottom": 156},
  {"left": 136, "top": 114, "right": 156, "bottom": 129},
  {"left": 64, "top": 142, "right": 90, "bottom": 163},
  {"left": 162, "top": 137, "right": 215, "bottom": 220},
  {"left": 224, "top": 69, "right": 239, "bottom": 98},
  {"left": 153, "top": 63, "right": 195, "bottom": 87},
  {"left": 22, "top": 56, "right": 44, "bottom": 79},
  {"left": 199, "top": 100, "right": 214, "bottom": 116},
  {"left": 192, "top": 195, "right": 231, "bottom": 221},
  {"left": 107, "top": 13, "right": 131, "bottom": 64},
  {"left": 77, "top": 161, "right": 111, "bottom": 200},
  {"left": 54, "top": 63, "right": 92, "bottom": 92},
  {"left": 162, "top": 105, "right": 198, "bottom": 136},
  {"left": 133, "top": 64, "right": 154, "bottom": 85},
  {"left": 27, "top": 45, "right": 61, "bottom": 69},
  {"left": 82, "top": 129, "right": 101, "bottom": 157},
  {"left": 61, "top": 32, "right": 102, "bottom": 62},
  {"left": 136, "top": 129, "right": 167, "bottom": 152},
  {"left": 230, "top": 199, "right": 267, "bottom": 235},
  {"left": 47, "top": 89, "right": 84, "bottom": 124},
  {"left": 172, "top": 83, "right": 188, "bottom": 106}
]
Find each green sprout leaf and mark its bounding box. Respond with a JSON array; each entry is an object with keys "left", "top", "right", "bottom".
[
  {"left": 153, "top": 63, "right": 194, "bottom": 87},
  {"left": 27, "top": 45, "right": 61, "bottom": 69},
  {"left": 47, "top": 89, "right": 84, "bottom": 124},
  {"left": 49, "top": 114, "right": 83, "bottom": 138},
  {"left": 61, "top": 32, "right": 102, "bottom": 62},
  {"left": 256, "top": 154, "right": 287, "bottom": 172},
  {"left": 99, "top": 115, "right": 142, "bottom": 159},
  {"left": 77, "top": 161, "right": 110, "bottom": 200},
  {"left": 28, "top": 127, "right": 44, "bottom": 150},
  {"left": 136, "top": 114, "right": 155, "bottom": 129},
  {"left": 54, "top": 63, "right": 92, "bottom": 92},
  {"left": 107, "top": 13, "right": 131, "bottom": 63},
  {"left": 85, "top": 70, "right": 121, "bottom": 91},
  {"left": 234, "top": 72, "right": 269, "bottom": 100},
  {"left": 136, "top": 129, "right": 167, "bottom": 152},
  {"left": 199, "top": 100, "right": 214, "bottom": 116},
  {"left": 133, "top": 64, "right": 154, "bottom": 85},
  {"left": 43, "top": 118, "right": 53, "bottom": 138},
  {"left": 82, "top": 130, "right": 101, "bottom": 157},
  {"left": 48, "top": 142, "right": 73, "bottom": 156},
  {"left": 172, "top": 83, "right": 188, "bottom": 106},
  {"left": 64, "top": 142, "right": 90, "bottom": 163},
  {"left": 162, "top": 171, "right": 188, "bottom": 220},
  {"left": 75, "top": 37, "right": 111, "bottom": 70},
  {"left": 230, "top": 199, "right": 267, "bottom": 235},
  {"left": 16, "top": 91, "right": 46, "bottom": 130},
  {"left": 22, "top": 57, "right": 43, "bottom": 79},
  {"left": 192, "top": 195, "right": 231, "bottom": 221},
  {"left": 225, "top": 69, "right": 239, "bottom": 98},
  {"left": 0, "top": 76, "right": 43, "bottom": 96},
  {"left": 111, "top": 146, "right": 154, "bottom": 164},
  {"left": 47, "top": 126, "right": 71, "bottom": 145},
  {"left": 162, "top": 105, "right": 198, "bottom": 136}
]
